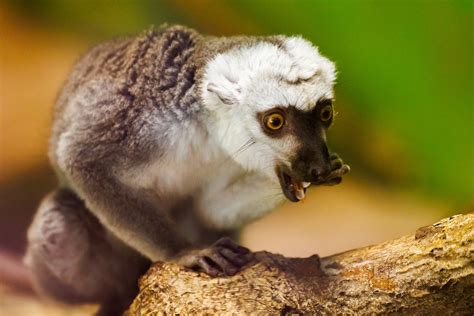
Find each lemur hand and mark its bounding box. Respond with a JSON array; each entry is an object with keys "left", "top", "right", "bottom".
[
  {"left": 176, "top": 237, "right": 254, "bottom": 277},
  {"left": 322, "top": 153, "right": 350, "bottom": 186}
]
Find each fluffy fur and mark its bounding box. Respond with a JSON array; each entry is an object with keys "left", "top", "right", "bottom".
[
  {"left": 25, "top": 25, "right": 342, "bottom": 314},
  {"left": 201, "top": 36, "right": 336, "bottom": 179}
]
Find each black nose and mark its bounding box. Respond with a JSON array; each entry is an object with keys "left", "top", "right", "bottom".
[{"left": 310, "top": 165, "right": 331, "bottom": 181}]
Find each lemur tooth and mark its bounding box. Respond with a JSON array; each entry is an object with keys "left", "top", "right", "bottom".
[{"left": 295, "top": 188, "right": 306, "bottom": 200}]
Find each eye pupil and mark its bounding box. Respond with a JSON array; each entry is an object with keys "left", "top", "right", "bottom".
[
  {"left": 264, "top": 112, "right": 285, "bottom": 131},
  {"left": 320, "top": 105, "right": 333, "bottom": 122}
]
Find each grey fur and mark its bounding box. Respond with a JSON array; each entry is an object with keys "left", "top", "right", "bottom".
[
  {"left": 26, "top": 26, "right": 283, "bottom": 312},
  {"left": 25, "top": 25, "right": 345, "bottom": 314},
  {"left": 25, "top": 188, "right": 150, "bottom": 314}
]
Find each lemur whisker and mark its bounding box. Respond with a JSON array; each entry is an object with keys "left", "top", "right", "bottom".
[
  {"left": 219, "top": 138, "right": 256, "bottom": 167},
  {"left": 231, "top": 138, "right": 256, "bottom": 159},
  {"left": 219, "top": 116, "right": 233, "bottom": 145}
]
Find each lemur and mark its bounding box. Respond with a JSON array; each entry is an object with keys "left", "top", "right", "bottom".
[{"left": 25, "top": 25, "right": 350, "bottom": 315}]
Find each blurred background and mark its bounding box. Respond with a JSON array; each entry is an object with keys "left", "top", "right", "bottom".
[{"left": 0, "top": 0, "right": 472, "bottom": 314}]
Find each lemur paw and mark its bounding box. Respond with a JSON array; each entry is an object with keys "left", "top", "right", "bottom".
[
  {"left": 177, "top": 237, "right": 254, "bottom": 277},
  {"left": 323, "top": 153, "right": 350, "bottom": 186}
]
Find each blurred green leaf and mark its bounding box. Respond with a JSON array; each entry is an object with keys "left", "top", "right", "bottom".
[
  {"left": 229, "top": 0, "right": 473, "bottom": 206},
  {"left": 7, "top": 0, "right": 473, "bottom": 206}
]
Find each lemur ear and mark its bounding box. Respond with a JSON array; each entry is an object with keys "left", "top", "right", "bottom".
[
  {"left": 206, "top": 77, "right": 241, "bottom": 105},
  {"left": 283, "top": 36, "right": 336, "bottom": 83}
]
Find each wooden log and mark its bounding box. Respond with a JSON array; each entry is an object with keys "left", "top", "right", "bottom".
[{"left": 126, "top": 214, "right": 474, "bottom": 314}]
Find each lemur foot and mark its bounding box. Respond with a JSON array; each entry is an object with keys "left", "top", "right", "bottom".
[
  {"left": 323, "top": 153, "right": 350, "bottom": 185},
  {"left": 177, "top": 237, "right": 254, "bottom": 277}
]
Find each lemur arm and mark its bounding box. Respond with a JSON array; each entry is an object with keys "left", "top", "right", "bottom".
[
  {"left": 63, "top": 158, "right": 189, "bottom": 261},
  {"left": 55, "top": 80, "right": 192, "bottom": 261}
]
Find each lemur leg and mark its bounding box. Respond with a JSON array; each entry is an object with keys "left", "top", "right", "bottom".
[{"left": 24, "top": 188, "right": 151, "bottom": 315}]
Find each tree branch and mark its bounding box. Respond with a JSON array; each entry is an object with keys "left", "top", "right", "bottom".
[{"left": 126, "top": 214, "right": 474, "bottom": 314}]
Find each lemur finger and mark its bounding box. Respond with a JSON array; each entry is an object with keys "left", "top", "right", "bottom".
[
  {"left": 330, "top": 158, "right": 343, "bottom": 170},
  {"left": 218, "top": 247, "right": 251, "bottom": 267},
  {"left": 323, "top": 177, "right": 342, "bottom": 186},
  {"left": 329, "top": 152, "right": 340, "bottom": 160},
  {"left": 330, "top": 164, "right": 350, "bottom": 177},
  {"left": 205, "top": 251, "right": 238, "bottom": 276},
  {"left": 214, "top": 237, "right": 250, "bottom": 254},
  {"left": 196, "top": 257, "right": 221, "bottom": 277},
  {"left": 340, "top": 164, "right": 350, "bottom": 174}
]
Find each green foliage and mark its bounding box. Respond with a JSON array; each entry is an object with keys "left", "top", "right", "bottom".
[
  {"left": 8, "top": 0, "right": 473, "bottom": 206},
  {"left": 231, "top": 0, "right": 474, "bottom": 205}
]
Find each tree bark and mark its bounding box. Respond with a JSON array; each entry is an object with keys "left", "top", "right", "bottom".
[{"left": 126, "top": 214, "right": 474, "bottom": 315}]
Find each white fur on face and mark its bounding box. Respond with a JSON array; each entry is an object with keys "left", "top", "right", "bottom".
[{"left": 201, "top": 36, "right": 337, "bottom": 181}]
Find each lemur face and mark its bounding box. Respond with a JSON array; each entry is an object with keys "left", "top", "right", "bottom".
[
  {"left": 255, "top": 99, "right": 334, "bottom": 202},
  {"left": 202, "top": 37, "right": 338, "bottom": 202}
]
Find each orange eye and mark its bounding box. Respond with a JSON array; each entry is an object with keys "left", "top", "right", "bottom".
[
  {"left": 320, "top": 105, "right": 333, "bottom": 122},
  {"left": 265, "top": 112, "right": 285, "bottom": 131}
]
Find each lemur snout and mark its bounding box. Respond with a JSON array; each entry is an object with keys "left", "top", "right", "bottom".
[
  {"left": 291, "top": 141, "right": 332, "bottom": 183},
  {"left": 310, "top": 164, "right": 332, "bottom": 182},
  {"left": 309, "top": 142, "right": 332, "bottom": 182},
  {"left": 291, "top": 151, "right": 331, "bottom": 183}
]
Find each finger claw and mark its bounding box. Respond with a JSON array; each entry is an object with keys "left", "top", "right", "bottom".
[{"left": 344, "top": 164, "right": 351, "bottom": 173}]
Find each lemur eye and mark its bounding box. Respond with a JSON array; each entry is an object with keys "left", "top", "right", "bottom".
[
  {"left": 264, "top": 112, "right": 285, "bottom": 131},
  {"left": 320, "top": 105, "right": 333, "bottom": 122}
]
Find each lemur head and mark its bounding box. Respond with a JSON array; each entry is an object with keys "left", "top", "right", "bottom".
[{"left": 201, "top": 36, "right": 337, "bottom": 202}]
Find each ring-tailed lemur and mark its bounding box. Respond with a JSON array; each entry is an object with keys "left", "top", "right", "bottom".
[{"left": 25, "top": 25, "right": 349, "bottom": 315}]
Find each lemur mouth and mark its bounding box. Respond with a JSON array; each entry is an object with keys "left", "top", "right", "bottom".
[{"left": 277, "top": 166, "right": 311, "bottom": 202}]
